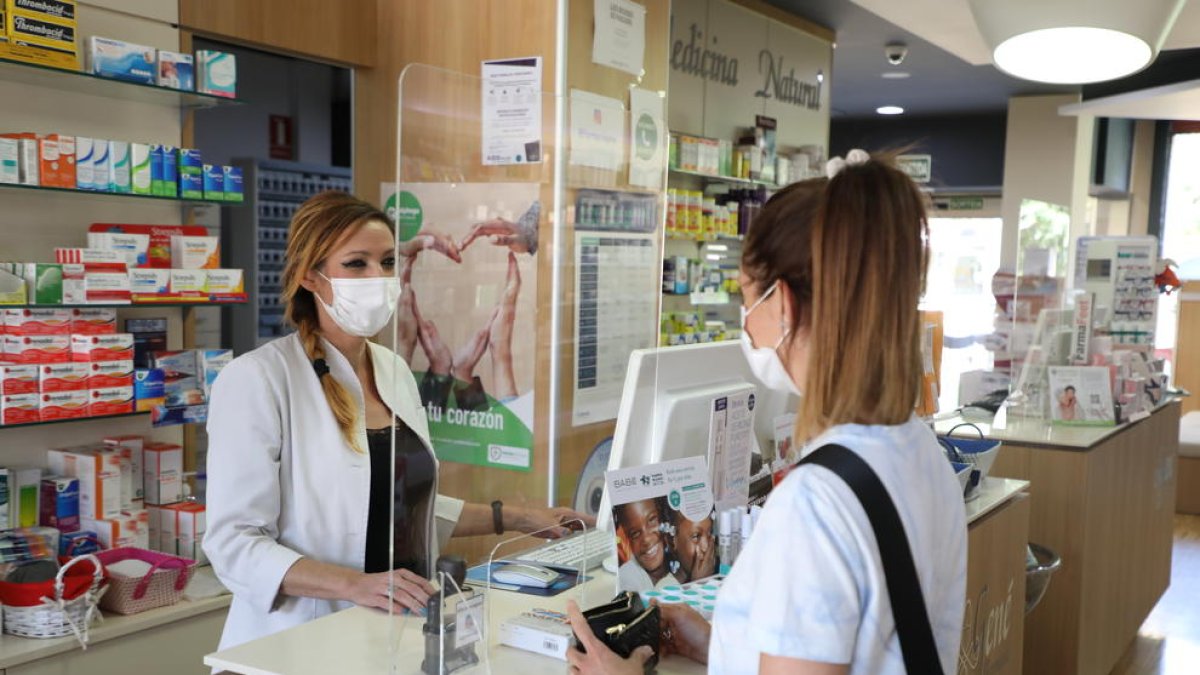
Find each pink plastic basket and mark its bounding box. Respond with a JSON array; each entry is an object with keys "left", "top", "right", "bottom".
[{"left": 94, "top": 548, "right": 196, "bottom": 615}]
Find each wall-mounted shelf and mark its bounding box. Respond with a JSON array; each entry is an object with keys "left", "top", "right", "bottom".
[
  {"left": 2, "top": 301, "right": 247, "bottom": 310},
  {"left": 0, "top": 181, "right": 237, "bottom": 207},
  {"left": 669, "top": 167, "right": 779, "bottom": 190},
  {"left": 0, "top": 410, "right": 148, "bottom": 432},
  {"left": 0, "top": 57, "right": 242, "bottom": 109}
]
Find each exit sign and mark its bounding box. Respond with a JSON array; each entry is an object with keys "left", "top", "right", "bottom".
[
  {"left": 949, "top": 196, "right": 985, "bottom": 210},
  {"left": 897, "top": 154, "right": 932, "bottom": 183}
]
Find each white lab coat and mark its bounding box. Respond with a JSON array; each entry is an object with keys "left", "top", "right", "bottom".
[{"left": 203, "top": 332, "right": 465, "bottom": 651}]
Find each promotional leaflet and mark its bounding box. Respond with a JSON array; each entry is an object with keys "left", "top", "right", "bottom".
[
  {"left": 397, "top": 182, "right": 540, "bottom": 471},
  {"left": 606, "top": 456, "right": 717, "bottom": 593},
  {"left": 592, "top": 0, "right": 646, "bottom": 76},
  {"left": 1047, "top": 365, "right": 1116, "bottom": 426},
  {"left": 707, "top": 388, "right": 755, "bottom": 511},
  {"left": 481, "top": 57, "right": 543, "bottom": 166},
  {"left": 628, "top": 87, "right": 666, "bottom": 190},
  {"left": 569, "top": 89, "right": 625, "bottom": 171}
]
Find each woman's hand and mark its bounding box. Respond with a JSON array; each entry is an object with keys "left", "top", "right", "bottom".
[
  {"left": 657, "top": 602, "right": 711, "bottom": 664},
  {"left": 346, "top": 569, "right": 436, "bottom": 615},
  {"left": 508, "top": 505, "right": 597, "bottom": 539},
  {"left": 416, "top": 317, "right": 453, "bottom": 377},
  {"left": 452, "top": 325, "right": 491, "bottom": 384},
  {"left": 489, "top": 252, "right": 521, "bottom": 399},
  {"left": 566, "top": 600, "right": 655, "bottom": 675},
  {"left": 461, "top": 218, "right": 534, "bottom": 255},
  {"left": 399, "top": 229, "right": 463, "bottom": 263}
]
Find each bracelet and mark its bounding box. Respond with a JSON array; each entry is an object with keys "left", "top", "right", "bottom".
[{"left": 491, "top": 500, "right": 504, "bottom": 535}]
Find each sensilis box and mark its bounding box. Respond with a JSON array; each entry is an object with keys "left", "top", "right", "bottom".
[
  {"left": 40, "top": 389, "right": 88, "bottom": 421},
  {"left": 71, "top": 333, "right": 134, "bottom": 362},
  {"left": 223, "top": 166, "right": 243, "bottom": 202},
  {"left": 1, "top": 364, "right": 38, "bottom": 395},
  {"left": 87, "top": 36, "right": 155, "bottom": 84},
  {"left": 155, "top": 50, "right": 193, "bottom": 90},
  {"left": 169, "top": 269, "right": 207, "bottom": 300},
  {"left": 4, "top": 334, "right": 70, "bottom": 363},
  {"left": 89, "top": 386, "right": 133, "bottom": 416},
  {"left": 40, "top": 476, "right": 80, "bottom": 532},
  {"left": 170, "top": 235, "right": 220, "bottom": 269},
  {"left": 39, "top": 362, "right": 89, "bottom": 392},
  {"left": 202, "top": 164, "right": 223, "bottom": 200},
  {"left": 70, "top": 308, "right": 117, "bottom": 335},
  {"left": 4, "top": 308, "right": 69, "bottom": 335},
  {"left": 2, "top": 393, "right": 39, "bottom": 424},
  {"left": 196, "top": 49, "right": 236, "bottom": 98},
  {"left": 88, "top": 360, "right": 133, "bottom": 388},
  {"left": 133, "top": 368, "right": 164, "bottom": 411}
]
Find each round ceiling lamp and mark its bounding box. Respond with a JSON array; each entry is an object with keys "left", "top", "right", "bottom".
[{"left": 968, "top": 0, "right": 1187, "bottom": 84}]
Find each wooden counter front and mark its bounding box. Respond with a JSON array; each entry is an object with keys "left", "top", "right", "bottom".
[{"left": 959, "top": 492, "right": 1030, "bottom": 675}]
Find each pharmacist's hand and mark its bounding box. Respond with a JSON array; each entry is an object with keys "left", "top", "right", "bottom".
[
  {"left": 461, "top": 218, "right": 533, "bottom": 254},
  {"left": 400, "top": 229, "right": 463, "bottom": 263},
  {"left": 417, "top": 319, "right": 453, "bottom": 377},
  {"left": 451, "top": 323, "right": 491, "bottom": 383},
  {"left": 656, "top": 602, "right": 711, "bottom": 664},
  {"left": 566, "top": 601, "right": 655, "bottom": 675},
  {"left": 349, "top": 569, "right": 435, "bottom": 615},
  {"left": 510, "top": 506, "right": 596, "bottom": 539}
]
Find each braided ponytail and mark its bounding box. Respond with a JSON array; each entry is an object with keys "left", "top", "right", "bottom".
[{"left": 281, "top": 191, "right": 392, "bottom": 454}]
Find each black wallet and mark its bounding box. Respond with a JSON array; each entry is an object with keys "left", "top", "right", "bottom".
[{"left": 575, "top": 592, "right": 660, "bottom": 672}]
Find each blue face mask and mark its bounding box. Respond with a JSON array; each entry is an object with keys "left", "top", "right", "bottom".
[{"left": 739, "top": 281, "right": 801, "bottom": 396}]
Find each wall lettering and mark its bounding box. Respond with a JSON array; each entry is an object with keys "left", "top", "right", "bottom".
[
  {"left": 755, "top": 50, "right": 822, "bottom": 110},
  {"left": 670, "top": 23, "right": 739, "bottom": 86}
]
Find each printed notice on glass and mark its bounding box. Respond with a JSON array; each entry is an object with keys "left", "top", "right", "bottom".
[
  {"left": 573, "top": 234, "right": 660, "bottom": 426},
  {"left": 569, "top": 89, "right": 625, "bottom": 171},
  {"left": 593, "top": 0, "right": 645, "bottom": 76},
  {"left": 708, "top": 389, "right": 756, "bottom": 511},
  {"left": 628, "top": 87, "right": 666, "bottom": 190},
  {"left": 481, "top": 57, "right": 543, "bottom": 166}
]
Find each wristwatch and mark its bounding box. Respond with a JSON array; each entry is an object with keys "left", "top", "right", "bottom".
[{"left": 491, "top": 500, "right": 504, "bottom": 535}]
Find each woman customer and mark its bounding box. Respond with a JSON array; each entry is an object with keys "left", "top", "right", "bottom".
[
  {"left": 567, "top": 151, "right": 967, "bottom": 674},
  {"left": 204, "top": 192, "right": 590, "bottom": 651}
]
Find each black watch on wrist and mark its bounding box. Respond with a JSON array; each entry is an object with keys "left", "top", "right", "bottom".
[{"left": 491, "top": 500, "right": 504, "bottom": 535}]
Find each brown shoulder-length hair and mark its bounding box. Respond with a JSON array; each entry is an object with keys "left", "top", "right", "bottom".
[
  {"left": 281, "top": 191, "right": 392, "bottom": 454},
  {"left": 742, "top": 154, "right": 929, "bottom": 440}
]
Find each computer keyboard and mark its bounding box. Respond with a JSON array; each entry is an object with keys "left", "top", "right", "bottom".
[{"left": 514, "top": 528, "right": 613, "bottom": 571}]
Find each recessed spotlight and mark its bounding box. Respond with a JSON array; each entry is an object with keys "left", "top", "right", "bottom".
[
  {"left": 876, "top": 105, "right": 905, "bottom": 115},
  {"left": 881, "top": 71, "right": 911, "bottom": 79}
]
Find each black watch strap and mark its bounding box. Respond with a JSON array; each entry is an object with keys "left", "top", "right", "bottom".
[{"left": 491, "top": 500, "right": 504, "bottom": 535}]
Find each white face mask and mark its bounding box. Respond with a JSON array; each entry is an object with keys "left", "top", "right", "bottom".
[
  {"left": 316, "top": 272, "right": 402, "bottom": 337},
  {"left": 740, "top": 281, "right": 801, "bottom": 396}
]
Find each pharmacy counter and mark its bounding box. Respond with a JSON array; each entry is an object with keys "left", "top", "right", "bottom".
[
  {"left": 0, "top": 567, "right": 230, "bottom": 675},
  {"left": 207, "top": 481, "right": 1030, "bottom": 675},
  {"left": 939, "top": 401, "right": 1180, "bottom": 675}
]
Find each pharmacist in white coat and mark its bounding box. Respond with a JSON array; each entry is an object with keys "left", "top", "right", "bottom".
[{"left": 204, "top": 192, "right": 591, "bottom": 652}]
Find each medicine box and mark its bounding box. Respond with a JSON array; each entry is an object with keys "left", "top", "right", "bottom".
[
  {"left": 20, "top": 262, "right": 63, "bottom": 304},
  {"left": 1, "top": 364, "right": 38, "bottom": 395},
  {"left": 130, "top": 142, "right": 151, "bottom": 195},
  {"left": 46, "top": 133, "right": 74, "bottom": 188},
  {"left": 1, "top": 133, "right": 39, "bottom": 185},
  {"left": 105, "top": 435, "right": 144, "bottom": 501},
  {"left": 87, "top": 231, "right": 150, "bottom": 268},
  {"left": 143, "top": 442, "right": 182, "bottom": 505},
  {"left": 82, "top": 514, "right": 139, "bottom": 549},
  {"left": 196, "top": 49, "right": 237, "bottom": 98},
  {"left": 13, "top": 467, "right": 42, "bottom": 528},
  {"left": 4, "top": 334, "right": 71, "bottom": 363},
  {"left": 59, "top": 530, "right": 100, "bottom": 557},
  {"left": 202, "top": 164, "right": 223, "bottom": 200},
  {"left": 40, "top": 389, "right": 88, "bottom": 421},
  {"left": 122, "top": 508, "right": 151, "bottom": 549},
  {"left": 87, "top": 36, "right": 155, "bottom": 85},
  {"left": 55, "top": 248, "right": 128, "bottom": 267},
  {"left": 129, "top": 268, "right": 171, "bottom": 301},
  {"left": 156, "top": 144, "right": 177, "bottom": 197},
  {"left": 70, "top": 307, "right": 117, "bottom": 335},
  {"left": 2, "top": 393, "right": 38, "bottom": 424},
  {"left": 0, "top": 469, "right": 8, "bottom": 528},
  {"left": 156, "top": 50, "right": 193, "bottom": 90},
  {"left": 170, "top": 235, "right": 220, "bottom": 269},
  {"left": 88, "top": 359, "right": 133, "bottom": 388},
  {"left": 75, "top": 136, "right": 93, "bottom": 189},
  {"left": 152, "top": 350, "right": 202, "bottom": 406},
  {"left": 200, "top": 349, "right": 232, "bottom": 397},
  {"left": 39, "top": 362, "right": 89, "bottom": 392},
  {"left": 47, "top": 446, "right": 122, "bottom": 519},
  {"left": 133, "top": 368, "right": 164, "bottom": 411},
  {"left": 0, "top": 137, "right": 18, "bottom": 184},
  {"left": 223, "top": 166, "right": 243, "bottom": 202},
  {"left": 76, "top": 268, "right": 132, "bottom": 305},
  {"left": 169, "top": 269, "right": 208, "bottom": 300},
  {"left": 40, "top": 476, "right": 79, "bottom": 532},
  {"left": 6, "top": 0, "right": 77, "bottom": 52},
  {"left": 34, "top": 134, "right": 62, "bottom": 188},
  {"left": 71, "top": 333, "right": 134, "bottom": 362},
  {"left": 178, "top": 148, "right": 202, "bottom": 199},
  {"left": 89, "top": 385, "right": 133, "bottom": 417},
  {"left": 205, "top": 269, "right": 244, "bottom": 301},
  {"left": 4, "top": 307, "right": 70, "bottom": 335},
  {"left": 498, "top": 609, "right": 575, "bottom": 661},
  {"left": 170, "top": 502, "right": 206, "bottom": 564},
  {"left": 91, "top": 139, "right": 109, "bottom": 191},
  {"left": 108, "top": 139, "right": 130, "bottom": 193}
]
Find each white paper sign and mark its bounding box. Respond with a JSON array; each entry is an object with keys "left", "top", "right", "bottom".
[
  {"left": 570, "top": 89, "right": 626, "bottom": 171},
  {"left": 628, "top": 87, "right": 665, "bottom": 189},
  {"left": 481, "top": 57, "right": 543, "bottom": 166},
  {"left": 605, "top": 456, "right": 715, "bottom": 523},
  {"left": 593, "top": 0, "right": 646, "bottom": 76},
  {"left": 708, "top": 388, "right": 756, "bottom": 511},
  {"left": 454, "top": 594, "right": 485, "bottom": 649}
]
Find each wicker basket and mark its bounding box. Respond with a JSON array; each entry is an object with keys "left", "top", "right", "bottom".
[
  {"left": 96, "top": 548, "right": 195, "bottom": 615},
  {"left": 0, "top": 555, "right": 106, "bottom": 646}
]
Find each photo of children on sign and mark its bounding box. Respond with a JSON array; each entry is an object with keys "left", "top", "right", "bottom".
[
  {"left": 392, "top": 182, "right": 540, "bottom": 471},
  {"left": 614, "top": 498, "right": 719, "bottom": 591}
]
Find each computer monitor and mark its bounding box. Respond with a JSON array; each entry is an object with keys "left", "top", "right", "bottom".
[{"left": 595, "top": 341, "right": 801, "bottom": 533}]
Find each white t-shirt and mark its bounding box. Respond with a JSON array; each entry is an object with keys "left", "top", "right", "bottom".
[{"left": 709, "top": 416, "right": 967, "bottom": 674}]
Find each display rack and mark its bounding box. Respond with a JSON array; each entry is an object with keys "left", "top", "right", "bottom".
[
  {"left": 223, "top": 158, "right": 353, "bottom": 354},
  {"left": 0, "top": 56, "right": 243, "bottom": 109},
  {"left": 0, "top": 181, "right": 232, "bottom": 206},
  {"left": 668, "top": 167, "right": 779, "bottom": 190},
  {"left": 0, "top": 411, "right": 149, "bottom": 431},
  {"left": 2, "top": 301, "right": 247, "bottom": 310}
]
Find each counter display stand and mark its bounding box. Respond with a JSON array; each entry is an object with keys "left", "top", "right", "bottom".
[{"left": 939, "top": 401, "right": 1180, "bottom": 675}]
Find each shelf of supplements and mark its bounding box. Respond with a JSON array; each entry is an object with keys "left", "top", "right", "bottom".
[
  {"left": 669, "top": 167, "right": 779, "bottom": 190},
  {"left": 0, "top": 56, "right": 242, "bottom": 109},
  {"left": 0, "top": 410, "right": 148, "bottom": 431},
  {"left": 1, "top": 301, "right": 248, "bottom": 309},
  {"left": 0, "top": 180, "right": 237, "bottom": 207}
]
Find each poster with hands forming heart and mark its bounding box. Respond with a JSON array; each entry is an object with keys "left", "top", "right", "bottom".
[{"left": 391, "top": 182, "right": 541, "bottom": 471}]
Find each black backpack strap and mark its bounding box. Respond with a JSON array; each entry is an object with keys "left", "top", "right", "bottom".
[{"left": 797, "top": 444, "right": 944, "bottom": 675}]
